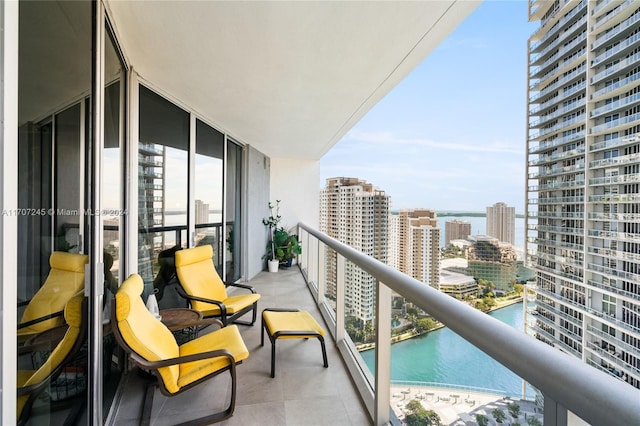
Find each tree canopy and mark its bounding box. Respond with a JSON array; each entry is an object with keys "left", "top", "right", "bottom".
[{"left": 404, "top": 399, "right": 442, "bottom": 426}]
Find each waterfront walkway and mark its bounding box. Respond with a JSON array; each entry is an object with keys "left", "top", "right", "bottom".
[
  {"left": 357, "top": 296, "right": 524, "bottom": 351},
  {"left": 391, "top": 384, "right": 543, "bottom": 426}
]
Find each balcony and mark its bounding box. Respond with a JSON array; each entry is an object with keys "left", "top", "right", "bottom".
[
  {"left": 528, "top": 130, "right": 584, "bottom": 153},
  {"left": 105, "top": 224, "right": 640, "bottom": 425},
  {"left": 591, "top": 69, "right": 640, "bottom": 102},
  {"left": 591, "top": 51, "right": 640, "bottom": 84},
  {"left": 109, "top": 267, "right": 370, "bottom": 425}
]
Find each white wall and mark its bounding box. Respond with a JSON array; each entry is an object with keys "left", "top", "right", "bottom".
[
  {"left": 244, "top": 154, "right": 319, "bottom": 281},
  {"left": 245, "top": 146, "right": 271, "bottom": 280},
  {"left": 270, "top": 157, "right": 320, "bottom": 233}
]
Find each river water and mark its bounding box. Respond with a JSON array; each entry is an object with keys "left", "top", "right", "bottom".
[{"left": 360, "top": 302, "right": 537, "bottom": 398}]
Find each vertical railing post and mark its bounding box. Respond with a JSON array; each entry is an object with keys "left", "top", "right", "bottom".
[
  {"left": 317, "top": 237, "right": 325, "bottom": 304},
  {"left": 335, "top": 254, "right": 345, "bottom": 341},
  {"left": 299, "top": 226, "right": 307, "bottom": 276},
  {"left": 544, "top": 394, "right": 568, "bottom": 426},
  {"left": 374, "top": 280, "right": 392, "bottom": 425}
]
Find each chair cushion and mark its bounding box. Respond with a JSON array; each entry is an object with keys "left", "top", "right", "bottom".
[
  {"left": 174, "top": 245, "right": 213, "bottom": 268},
  {"left": 50, "top": 251, "right": 89, "bottom": 272},
  {"left": 198, "top": 293, "right": 261, "bottom": 317},
  {"left": 64, "top": 290, "right": 85, "bottom": 328},
  {"left": 115, "top": 274, "right": 181, "bottom": 393},
  {"left": 22, "top": 293, "right": 85, "bottom": 389},
  {"left": 263, "top": 310, "right": 325, "bottom": 339},
  {"left": 17, "top": 293, "right": 85, "bottom": 420},
  {"left": 18, "top": 252, "right": 88, "bottom": 338},
  {"left": 175, "top": 246, "right": 229, "bottom": 308},
  {"left": 177, "top": 325, "right": 249, "bottom": 390}
]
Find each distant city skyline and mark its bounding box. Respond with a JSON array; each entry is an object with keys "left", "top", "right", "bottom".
[{"left": 320, "top": 1, "right": 535, "bottom": 214}]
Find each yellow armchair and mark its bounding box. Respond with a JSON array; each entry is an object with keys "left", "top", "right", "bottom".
[
  {"left": 112, "top": 273, "right": 249, "bottom": 424},
  {"left": 17, "top": 292, "right": 87, "bottom": 426},
  {"left": 17, "top": 251, "right": 88, "bottom": 343},
  {"left": 175, "top": 245, "right": 261, "bottom": 326}
]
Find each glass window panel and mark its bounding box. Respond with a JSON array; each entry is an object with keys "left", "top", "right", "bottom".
[
  {"left": 195, "top": 120, "right": 224, "bottom": 274},
  {"left": 104, "top": 81, "right": 121, "bottom": 288},
  {"left": 54, "top": 103, "right": 82, "bottom": 252},
  {"left": 17, "top": 1, "right": 91, "bottom": 423},
  {"left": 138, "top": 86, "right": 189, "bottom": 305},
  {"left": 102, "top": 25, "right": 126, "bottom": 417},
  {"left": 225, "top": 141, "right": 243, "bottom": 282}
]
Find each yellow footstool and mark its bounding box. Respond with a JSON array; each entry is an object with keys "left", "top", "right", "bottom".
[{"left": 261, "top": 308, "right": 328, "bottom": 378}]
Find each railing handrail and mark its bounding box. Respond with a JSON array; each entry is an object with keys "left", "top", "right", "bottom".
[{"left": 298, "top": 222, "right": 640, "bottom": 426}]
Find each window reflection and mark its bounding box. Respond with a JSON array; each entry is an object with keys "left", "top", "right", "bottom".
[
  {"left": 195, "top": 119, "right": 224, "bottom": 274},
  {"left": 138, "top": 86, "right": 189, "bottom": 304},
  {"left": 226, "top": 141, "right": 243, "bottom": 282},
  {"left": 104, "top": 81, "right": 122, "bottom": 289},
  {"left": 17, "top": 1, "right": 91, "bottom": 423}
]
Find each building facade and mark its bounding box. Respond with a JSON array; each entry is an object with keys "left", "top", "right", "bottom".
[
  {"left": 195, "top": 199, "right": 209, "bottom": 225},
  {"left": 526, "top": 0, "right": 640, "bottom": 389},
  {"left": 445, "top": 219, "right": 472, "bottom": 247},
  {"left": 467, "top": 235, "right": 518, "bottom": 294},
  {"left": 392, "top": 209, "right": 441, "bottom": 289},
  {"left": 320, "top": 177, "right": 389, "bottom": 323},
  {"left": 439, "top": 270, "right": 479, "bottom": 299},
  {"left": 388, "top": 212, "right": 401, "bottom": 271},
  {"left": 486, "top": 202, "right": 516, "bottom": 245}
]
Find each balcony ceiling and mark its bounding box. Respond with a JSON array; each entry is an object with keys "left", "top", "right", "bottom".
[{"left": 105, "top": 1, "right": 479, "bottom": 159}]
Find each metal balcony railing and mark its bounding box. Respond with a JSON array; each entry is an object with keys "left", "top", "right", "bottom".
[{"left": 296, "top": 223, "right": 640, "bottom": 426}]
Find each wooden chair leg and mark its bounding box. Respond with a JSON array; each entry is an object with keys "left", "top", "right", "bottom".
[
  {"left": 141, "top": 382, "right": 155, "bottom": 426},
  {"left": 231, "top": 303, "right": 258, "bottom": 326},
  {"left": 318, "top": 336, "right": 328, "bottom": 368},
  {"left": 137, "top": 366, "right": 238, "bottom": 426},
  {"left": 173, "top": 365, "right": 237, "bottom": 426},
  {"left": 270, "top": 337, "right": 277, "bottom": 378}
]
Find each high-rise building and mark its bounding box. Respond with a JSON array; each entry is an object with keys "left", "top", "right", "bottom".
[
  {"left": 445, "top": 219, "right": 471, "bottom": 247},
  {"left": 486, "top": 202, "right": 515, "bottom": 245},
  {"left": 467, "top": 235, "right": 517, "bottom": 294},
  {"left": 138, "top": 143, "right": 166, "bottom": 282},
  {"left": 392, "top": 209, "right": 440, "bottom": 289},
  {"left": 320, "top": 177, "right": 389, "bottom": 323},
  {"left": 195, "top": 199, "right": 210, "bottom": 224},
  {"left": 387, "top": 212, "right": 400, "bottom": 271},
  {"left": 526, "top": 1, "right": 640, "bottom": 390}
]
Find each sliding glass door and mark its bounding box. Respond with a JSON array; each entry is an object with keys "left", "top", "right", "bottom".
[
  {"left": 138, "top": 88, "right": 244, "bottom": 308},
  {"left": 17, "top": 2, "right": 91, "bottom": 423},
  {"left": 195, "top": 120, "right": 225, "bottom": 275},
  {"left": 102, "top": 22, "right": 127, "bottom": 419}
]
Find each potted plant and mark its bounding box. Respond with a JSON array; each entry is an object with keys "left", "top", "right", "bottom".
[
  {"left": 262, "top": 200, "right": 282, "bottom": 272},
  {"left": 281, "top": 233, "right": 302, "bottom": 266}
]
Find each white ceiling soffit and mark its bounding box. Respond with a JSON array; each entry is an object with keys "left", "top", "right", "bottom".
[{"left": 105, "top": 1, "right": 479, "bottom": 160}]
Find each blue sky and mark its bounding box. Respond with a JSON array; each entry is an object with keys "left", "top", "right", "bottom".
[{"left": 320, "top": 1, "right": 537, "bottom": 214}]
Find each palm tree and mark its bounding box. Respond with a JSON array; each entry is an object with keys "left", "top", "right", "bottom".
[
  {"left": 492, "top": 408, "right": 506, "bottom": 424},
  {"left": 364, "top": 321, "right": 374, "bottom": 343},
  {"left": 508, "top": 402, "right": 521, "bottom": 419},
  {"left": 475, "top": 414, "right": 489, "bottom": 426}
]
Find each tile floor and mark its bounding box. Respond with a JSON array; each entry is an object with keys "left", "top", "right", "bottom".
[{"left": 108, "top": 267, "right": 372, "bottom": 426}]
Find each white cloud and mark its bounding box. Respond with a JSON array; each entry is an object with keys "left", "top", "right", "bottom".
[{"left": 344, "top": 129, "right": 522, "bottom": 155}]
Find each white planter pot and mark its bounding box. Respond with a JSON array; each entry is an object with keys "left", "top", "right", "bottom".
[{"left": 268, "top": 259, "right": 279, "bottom": 273}]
